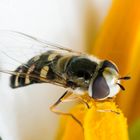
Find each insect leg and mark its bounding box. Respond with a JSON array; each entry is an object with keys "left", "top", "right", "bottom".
[
  {"left": 95, "top": 97, "right": 120, "bottom": 114},
  {"left": 74, "top": 95, "right": 90, "bottom": 109},
  {"left": 96, "top": 109, "right": 120, "bottom": 114},
  {"left": 50, "top": 91, "right": 83, "bottom": 128}
]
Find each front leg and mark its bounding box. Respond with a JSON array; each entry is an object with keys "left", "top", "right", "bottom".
[{"left": 50, "top": 91, "right": 83, "bottom": 128}]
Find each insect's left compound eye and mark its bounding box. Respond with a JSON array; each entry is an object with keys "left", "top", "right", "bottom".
[{"left": 88, "top": 74, "right": 110, "bottom": 100}]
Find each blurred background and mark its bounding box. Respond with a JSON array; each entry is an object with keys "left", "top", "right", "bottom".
[{"left": 0, "top": 0, "right": 139, "bottom": 140}]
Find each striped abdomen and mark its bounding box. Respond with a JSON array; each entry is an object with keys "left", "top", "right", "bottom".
[{"left": 10, "top": 51, "right": 65, "bottom": 88}]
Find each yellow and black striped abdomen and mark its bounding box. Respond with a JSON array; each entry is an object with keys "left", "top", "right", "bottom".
[{"left": 10, "top": 51, "right": 63, "bottom": 88}]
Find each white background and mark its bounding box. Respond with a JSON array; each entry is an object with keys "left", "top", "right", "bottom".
[{"left": 0, "top": 0, "right": 111, "bottom": 140}]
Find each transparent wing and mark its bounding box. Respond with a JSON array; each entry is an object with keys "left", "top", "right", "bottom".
[
  {"left": 0, "top": 69, "right": 67, "bottom": 88},
  {"left": 0, "top": 30, "right": 81, "bottom": 71},
  {"left": 0, "top": 30, "right": 79, "bottom": 87}
]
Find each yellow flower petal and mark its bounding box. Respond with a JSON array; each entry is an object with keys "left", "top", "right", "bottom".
[
  {"left": 93, "top": 0, "right": 140, "bottom": 75},
  {"left": 56, "top": 104, "right": 86, "bottom": 140},
  {"left": 56, "top": 101, "right": 128, "bottom": 140},
  {"left": 84, "top": 102, "right": 128, "bottom": 140}
]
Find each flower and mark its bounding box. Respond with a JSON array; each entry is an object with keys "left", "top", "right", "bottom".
[
  {"left": 56, "top": 104, "right": 85, "bottom": 140},
  {"left": 56, "top": 100, "right": 128, "bottom": 140},
  {"left": 84, "top": 102, "right": 128, "bottom": 140}
]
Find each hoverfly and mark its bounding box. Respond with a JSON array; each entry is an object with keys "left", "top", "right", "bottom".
[{"left": 0, "top": 30, "right": 130, "bottom": 127}]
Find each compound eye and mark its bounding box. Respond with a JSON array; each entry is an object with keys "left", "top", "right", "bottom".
[{"left": 89, "top": 75, "right": 110, "bottom": 100}]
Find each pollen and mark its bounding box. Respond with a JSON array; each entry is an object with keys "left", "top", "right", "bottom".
[
  {"left": 56, "top": 101, "right": 129, "bottom": 140},
  {"left": 84, "top": 102, "right": 129, "bottom": 140}
]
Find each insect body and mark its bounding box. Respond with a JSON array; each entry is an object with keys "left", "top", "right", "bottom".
[
  {"left": 10, "top": 49, "right": 121, "bottom": 100},
  {"left": 0, "top": 31, "right": 130, "bottom": 127}
]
